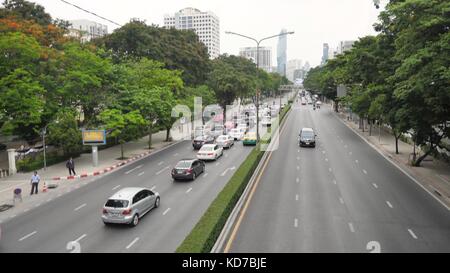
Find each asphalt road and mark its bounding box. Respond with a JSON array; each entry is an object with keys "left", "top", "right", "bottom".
[
  {"left": 228, "top": 101, "right": 450, "bottom": 253},
  {"left": 0, "top": 137, "right": 256, "bottom": 252}
]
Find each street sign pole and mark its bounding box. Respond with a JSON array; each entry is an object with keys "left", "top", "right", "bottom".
[{"left": 92, "top": 146, "right": 98, "bottom": 167}]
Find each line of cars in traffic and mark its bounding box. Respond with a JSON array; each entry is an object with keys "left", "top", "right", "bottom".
[{"left": 101, "top": 102, "right": 278, "bottom": 227}]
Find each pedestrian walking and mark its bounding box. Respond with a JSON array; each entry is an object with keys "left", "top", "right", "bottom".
[
  {"left": 66, "top": 157, "right": 76, "bottom": 176},
  {"left": 30, "top": 171, "right": 40, "bottom": 195}
]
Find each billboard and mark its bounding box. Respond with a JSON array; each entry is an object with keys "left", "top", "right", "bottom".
[{"left": 82, "top": 130, "right": 106, "bottom": 145}]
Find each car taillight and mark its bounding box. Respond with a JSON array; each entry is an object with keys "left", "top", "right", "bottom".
[
  {"left": 186, "top": 168, "right": 193, "bottom": 174},
  {"left": 102, "top": 208, "right": 108, "bottom": 214},
  {"left": 207, "top": 153, "right": 214, "bottom": 156},
  {"left": 122, "top": 209, "right": 132, "bottom": 215}
]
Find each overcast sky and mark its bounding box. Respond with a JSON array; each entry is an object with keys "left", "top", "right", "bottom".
[{"left": 33, "top": 0, "right": 387, "bottom": 68}]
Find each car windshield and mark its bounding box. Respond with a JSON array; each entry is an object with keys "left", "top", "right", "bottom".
[
  {"left": 105, "top": 199, "right": 129, "bottom": 208},
  {"left": 194, "top": 136, "right": 205, "bottom": 141},
  {"left": 217, "top": 136, "right": 227, "bottom": 141},
  {"left": 175, "top": 160, "right": 192, "bottom": 168},
  {"left": 200, "top": 146, "right": 214, "bottom": 152},
  {"left": 302, "top": 131, "right": 314, "bottom": 138}
]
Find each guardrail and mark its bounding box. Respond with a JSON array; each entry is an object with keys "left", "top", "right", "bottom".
[{"left": 0, "top": 169, "right": 10, "bottom": 178}]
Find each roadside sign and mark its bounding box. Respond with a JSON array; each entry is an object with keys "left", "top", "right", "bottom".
[{"left": 82, "top": 130, "right": 106, "bottom": 145}]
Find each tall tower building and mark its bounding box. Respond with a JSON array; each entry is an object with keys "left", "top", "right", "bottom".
[
  {"left": 277, "top": 29, "right": 287, "bottom": 76},
  {"left": 164, "top": 7, "right": 220, "bottom": 59},
  {"left": 239, "top": 47, "right": 272, "bottom": 72},
  {"left": 321, "top": 43, "right": 329, "bottom": 65}
]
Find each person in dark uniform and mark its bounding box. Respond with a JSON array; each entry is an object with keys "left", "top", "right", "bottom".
[{"left": 66, "top": 157, "right": 76, "bottom": 176}]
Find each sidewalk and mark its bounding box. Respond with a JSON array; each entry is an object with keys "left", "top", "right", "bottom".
[
  {"left": 0, "top": 130, "right": 177, "bottom": 221},
  {"left": 333, "top": 106, "right": 450, "bottom": 208}
]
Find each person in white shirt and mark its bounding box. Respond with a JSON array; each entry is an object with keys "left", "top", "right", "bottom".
[{"left": 30, "top": 171, "right": 40, "bottom": 195}]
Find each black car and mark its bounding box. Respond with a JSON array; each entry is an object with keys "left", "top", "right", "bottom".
[
  {"left": 299, "top": 128, "right": 316, "bottom": 147},
  {"left": 171, "top": 159, "right": 205, "bottom": 181},
  {"left": 192, "top": 135, "right": 215, "bottom": 150},
  {"left": 0, "top": 143, "right": 6, "bottom": 151}
]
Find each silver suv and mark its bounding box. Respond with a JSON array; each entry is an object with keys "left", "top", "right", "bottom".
[{"left": 102, "top": 187, "right": 160, "bottom": 227}]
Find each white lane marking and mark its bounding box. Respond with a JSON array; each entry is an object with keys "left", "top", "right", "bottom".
[
  {"left": 112, "top": 185, "right": 121, "bottom": 191},
  {"left": 349, "top": 151, "right": 352, "bottom": 155},
  {"left": 333, "top": 179, "right": 337, "bottom": 185},
  {"left": 35, "top": 203, "right": 41, "bottom": 207},
  {"left": 298, "top": 149, "right": 300, "bottom": 153},
  {"left": 339, "top": 197, "right": 344, "bottom": 204},
  {"left": 297, "top": 156, "right": 300, "bottom": 160},
  {"left": 126, "top": 237, "right": 139, "bottom": 249},
  {"left": 125, "top": 165, "right": 143, "bottom": 174},
  {"left": 294, "top": 218, "right": 298, "bottom": 228},
  {"left": 328, "top": 168, "right": 332, "bottom": 172},
  {"left": 363, "top": 169, "right": 367, "bottom": 174},
  {"left": 372, "top": 183, "right": 378, "bottom": 189},
  {"left": 158, "top": 161, "right": 164, "bottom": 166},
  {"left": 74, "top": 234, "right": 87, "bottom": 243},
  {"left": 186, "top": 187, "right": 192, "bottom": 194},
  {"left": 325, "top": 158, "right": 328, "bottom": 162},
  {"left": 10, "top": 214, "right": 16, "bottom": 218},
  {"left": 296, "top": 178, "right": 299, "bottom": 183},
  {"left": 295, "top": 194, "right": 299, "bottom": 201},
  {"left": 57, "top": 193, "right": 62, "bottom": 197},
  {"left": 322, "top": 151, "right": 325, "bottom": 154},
  {"left": 355, "top": 159, "right": 359, "bottom": 164},
  {"left": 138, "top": 172, "right": 145, "bottom": 176},
  {"left": 344, "top": 145, "right": 348, "bottom": 148},
  {"left": 386, "top": 201, "right": 393, "bottom": 208},
  {"left": 19, "top": 231, "right": 37, "bottom": 241},
  {"left": 24, "top": 208, "right": 29, "bottom": 212},
  {"left": 348, "top": 223, "right": 355, "bottom": 233},
  {"left": 74, "top": 203, "right": 87, "bottom": 211},
  {"left": 215, "top": 162, "right": 220, "bottom": 166},
  {"left": 225, "top": 154, "right": 228, "bottom": 158},
  {"left": 47, "top": 198, "right": 52, "bottom": 202},
  {"left": 156, "top": 166, "right": 170, "bottom": 175},
  {"left": 203, "top": 173, "right": 208, "bottom": 178},
  {"left": 408, "top": 229, "right": 418, "bottom": 239},
  {"left": 220, "top": 166, "right": 236, "bottom": 176},
  {"left": 162, "top": 208, "right": 171, "bottom": 215},
  {"left": 150, "top": 186, "right": 156, "bottom": 191},
  {"left": 173, "top": 153, "right": 179, "bottom": 157},
  {"left": 296, "top": 166, "right": 300, "bottom": 170}
]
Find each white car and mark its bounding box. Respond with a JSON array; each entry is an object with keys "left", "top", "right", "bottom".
[
  {"left": 237, "top": 123, "right": 248, "bottom": 132},
  {"left": 229, "top": 128, "right": 245, "bottom": 140},
  {"left": 197, "top": 144, "right": 223, "bottom": 161},
  {"left": 261, "top": 116, "right": 272, "bottom": 127},
  {"left": 216, "top": 135, "right": 234, "bottom": 149}
]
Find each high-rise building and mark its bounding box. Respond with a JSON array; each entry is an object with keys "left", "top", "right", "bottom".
[
  {"left": 286, "top": 59, "right": 303, "bottom": 82},
  {"left": 277, "top": 29, "right": 287, "bottom": 76},
  {"left": 321, "top": 43, "right": 329, "bottom": 65},
  {"left": 239, "top": 47, "right": 272, "bottom": 72},
  {"left": 303, "top": 61, "right": 311, "bottom": 72},
  {"left": 164, "top": 7, "right": 220, "bottom": 59},
  {"left": 68, "top": 19, "right": 108, "bottom": 42},
  {"left": 337, "top": 40, "right": 356, "bottom": 54}
]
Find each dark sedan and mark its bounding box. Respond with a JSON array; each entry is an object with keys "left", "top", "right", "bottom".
[
  {"left": 171, "top": 159, "right": 205, "bottom": 181},
  {"left": 192, "top": 135, "right": 215, "bottom": 150}
]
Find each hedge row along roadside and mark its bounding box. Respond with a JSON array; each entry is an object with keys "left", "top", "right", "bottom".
[{"left": 176, "top": 102, "right": 293, "bottom": 253}]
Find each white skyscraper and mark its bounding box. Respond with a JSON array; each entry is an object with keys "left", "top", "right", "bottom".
[
  {"left": 286, "top": 59, "right": 303, "bottom": 82},
  {"left": 164, "top": 7, "right": 220, "bottom": 59},
  {"left": 239, "top": 47, "right": 272, "bottom": 73},
  {"left": 68, "top": 19, "right": 108, "bottom": 42}
]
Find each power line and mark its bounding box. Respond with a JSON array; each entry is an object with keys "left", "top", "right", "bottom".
[{"left": 59, "top": 0, "right": 122, "bottom": 27}]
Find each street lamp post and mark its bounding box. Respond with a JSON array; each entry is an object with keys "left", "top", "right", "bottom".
[{"left": 225, "top": 30, "right": 294, "bottom": 141}]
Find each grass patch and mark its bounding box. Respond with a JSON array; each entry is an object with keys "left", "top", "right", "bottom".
[{"left": 176, "top": 103, "right": 291, "bottom": 253}]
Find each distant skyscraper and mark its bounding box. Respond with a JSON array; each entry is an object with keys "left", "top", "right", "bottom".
[
  {"left": 303, "top": 61, "right": 311, "bottom": 71},
  {"left": 277, "top": 29, "right": 287, "bottom": 76},
  {"left": 286, "top": 59, "right": 303, "bottom": 82},
  {"left": 68, "top": 19, "right": 108, "bottom": 42},
  {"left": 164, "top": 7, "right": 220, "bottom": 59},
  {"left": 239, "top": 47, "right": 272, "bottom": 72},
  {"left": 321, "top": 43, "right": 329, "bottom": 65},
  {"left": 338, "top": 40, "right": 356, "bottom": 54}
]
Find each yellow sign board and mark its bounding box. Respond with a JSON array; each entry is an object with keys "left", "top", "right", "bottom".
[{"left": 82, "top": 130, "right": 106, "bottom": 145}]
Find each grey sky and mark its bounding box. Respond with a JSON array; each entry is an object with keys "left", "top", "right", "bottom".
[{"left": 33, "top": 0, "right": 387, "bottom": 67}]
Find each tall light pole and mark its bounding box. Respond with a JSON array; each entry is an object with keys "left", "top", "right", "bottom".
[{"left": 225, "top": 30, "right": 294, "bottom": 141}]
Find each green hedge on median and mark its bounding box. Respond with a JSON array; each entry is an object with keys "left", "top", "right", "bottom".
[{"left": 176, "top": 103, "right": 291, "bottom": 253}]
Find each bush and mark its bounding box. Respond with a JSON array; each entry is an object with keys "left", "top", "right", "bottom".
[
  {"left": 176, "top": 101, "right": 292, "bottom": 253},
  {"left": 17, "top": 152, "right": 79, "bottom": 172}
]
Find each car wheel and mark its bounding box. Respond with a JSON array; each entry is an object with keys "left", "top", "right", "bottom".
[
  {"left": 103, "top": 221, "right": 111, "bottom": 226},
  {"left": 192, "top": 172, "right": 196, "bottom": 180},
  {"left": 131, "top": 214, "right": 139, "bottom": 227},
  {"left": 154, "top": 197, "right": 160, "bottom": 208}
]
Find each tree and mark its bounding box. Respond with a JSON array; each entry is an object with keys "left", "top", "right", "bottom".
[
  {"left": 47, "top": 109, "right": 82, "bottom": 156},
  {"left": 95, "top": 20, "right": 210, "bottom": 86},
  {"left": 131, "top": 87, "right": 175, "bottom": 148},
  {"left": 99, "top": 109, "right": 146, "bottom": 159},
  {"left": 0, "top": 68, "right": 45, "bottom": 142},
  {"left": 0, "top": 0, "right": 52, "bottom": 26}
]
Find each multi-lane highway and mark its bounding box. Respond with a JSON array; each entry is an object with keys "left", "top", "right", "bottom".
[
  {"left": 0, "top": 138, "right": 254, "bottom": 252},
  {"left": 226, "top": 100, "right": 450, "bottom": 253}
]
